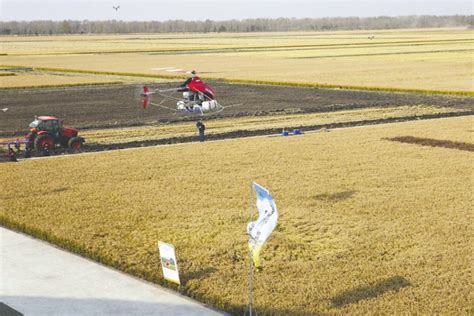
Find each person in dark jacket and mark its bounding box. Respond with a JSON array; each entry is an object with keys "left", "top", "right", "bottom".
[
  {"left": 179, "top": 70, "right": 197, "bottom": 90},
  {"left": 178, "top": 70, "right": 198, "bottom": 110},
  {"left": 196, "top": 120, "right": 206, "bottom": 142}
]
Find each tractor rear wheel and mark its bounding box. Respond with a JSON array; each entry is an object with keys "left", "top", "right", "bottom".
[
  {"left": 34, "top": 134, "right": 55, "bottom": 152},
  {"left": 68, "top": 137, "right": 83, "bottom": 151}
]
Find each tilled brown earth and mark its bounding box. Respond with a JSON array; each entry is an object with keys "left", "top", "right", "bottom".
[
  {"left": 385, "top": 136, "right": 474, "bottom": 152},
  {"left": 1, "top": 111, "right": 472, "bottom": 162},
  {"left": 1, "top": 81, "right": 473, "bottom": 136},
  {"left": 0, "top": 82, "right": 472, "bottom": 161}
]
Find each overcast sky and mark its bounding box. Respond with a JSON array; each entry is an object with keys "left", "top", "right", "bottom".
[{"left": 1, "top": 0, "right": 472, "bottom": 21}]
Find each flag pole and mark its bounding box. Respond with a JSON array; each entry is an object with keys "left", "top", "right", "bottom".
[
  {"left": 247, "top": 182, "right": 277, "bottom": 316},
  {"left": 248, "top": 182, "right": 254, "bottom": 316},
  {"left": 249, "top": 246, "right": 253, "bottom": 316}
]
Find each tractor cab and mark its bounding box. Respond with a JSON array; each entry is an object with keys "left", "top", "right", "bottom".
[
  {"left": 26, "top": 116, "right": 84, "bottom": 153},
  {"left": 29, "top": 116, "right": 61, "bottom": 138}
]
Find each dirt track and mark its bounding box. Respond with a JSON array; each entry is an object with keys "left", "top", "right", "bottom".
[
  {"left": 1, "top": 82, "right": 473, "bottom": 136},
  {"left": 1, "top": 111, "right": 471, "bottom": 163},
  {"left": 386, "top": 136, "right": 474, "bottom": 152},
  {"left": 1, "top": 82, "right": 472, "bottom": 161}
]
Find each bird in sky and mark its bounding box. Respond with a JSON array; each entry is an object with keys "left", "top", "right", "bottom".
[{"left": 113, "top": 5, "right": 120, "bottom": 11}]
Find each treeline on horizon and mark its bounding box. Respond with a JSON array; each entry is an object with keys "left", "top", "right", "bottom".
[{"left": 0, "top": 15, "right": 472, "bottom": 35}]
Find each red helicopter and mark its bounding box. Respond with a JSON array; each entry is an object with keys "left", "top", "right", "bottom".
[{"left": 141, "top": 70, "right": 233, "bottom": 115}]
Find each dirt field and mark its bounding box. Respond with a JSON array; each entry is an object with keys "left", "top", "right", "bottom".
[
  {"left": 1, "top": 82, "right": 473, "bottom": 136},
  {"left": 386, "top": 136, "right": 474, "bottom": 152}
]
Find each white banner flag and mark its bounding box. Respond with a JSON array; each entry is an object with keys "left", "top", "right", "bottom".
[
  {"left": 158, "top": 241, "right": 180, "bottom": 285},
  {"left": 247, "top": 182, "right": 278, "bottom": 268}
]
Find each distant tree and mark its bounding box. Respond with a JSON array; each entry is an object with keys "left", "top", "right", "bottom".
[
  {"left": 0, "top": 16, "right": 472, "bottom": 35},
  {"left": 59, "top": 20, "right": 71, "bottom": 34},
  {"left": 203, "top": 19, "right": 212, "bottom": 33}
]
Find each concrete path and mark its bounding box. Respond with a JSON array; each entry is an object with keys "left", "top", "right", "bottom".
[{"left": 0, "top": 227, "right": 226, "bottom": 316}]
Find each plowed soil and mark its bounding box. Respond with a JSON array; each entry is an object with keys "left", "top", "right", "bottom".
[
  {"left": 1, "top": 81, "right": 473, "bottom": 136},
  {"left": 385, "top": 136, "right": 474, "bottom": 152}
]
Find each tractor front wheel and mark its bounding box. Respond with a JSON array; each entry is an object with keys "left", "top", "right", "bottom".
[
  {"left": 34, "top": 134, "right": 55, "bottom": 152},
  {"left": 68, "top": 137, "right": 84, "bottom": 151}
]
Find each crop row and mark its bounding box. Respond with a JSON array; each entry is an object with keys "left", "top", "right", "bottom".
[
  {"left": 81, "top": 105, "right": 469, "bottom": 145},
  {"left": 2, "top": 64, "right": 472, "bottom": 96},
  {"left": 3, "top": 38, "right": 471, "bottom": 57},
  {"left": 223, "top": 78, "right": 474, "bottom": 97}
]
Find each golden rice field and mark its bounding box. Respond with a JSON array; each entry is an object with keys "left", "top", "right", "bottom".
[
  {"left": 1, "top": 28, "right": 473, "bottom": 92},
  {"left": 0, "top": 34, "right": 313, "bottom": 55},
  {"left": 0, "top": 28, "right": 470, "bottom": 55},
  {"left": 1, "top": 116, "right": 472, "bottom": 314},
  {"left": 80, "top": 105, "right": 467, "bottom": 145},
  {"left": 0, "top": 68, "right": 175, "bottom": 88},
  {"left": 0, "top": 71, "right": 121, "bottom": 88}
]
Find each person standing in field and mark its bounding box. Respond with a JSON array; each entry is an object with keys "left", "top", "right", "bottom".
[{"left": 196, "top": 120, "right": 206, "bottom": 142}]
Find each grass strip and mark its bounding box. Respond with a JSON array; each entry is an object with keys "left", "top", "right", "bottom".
[
  {"left": 291, "top": 48, "right": 474, "bottom": 59},
  {"left": 0, "top": 215, "right": 237, "bottom": 313},
  {"left": 80, "top": 106, "right": 470, "bottom": 145},
  {"left": 2, "top": 64, "right": 472, "bottom": 96},
  {"left": 223, "top": 78, "right": 474, "bottom": 97},
  {"left": 147, "top": 40, "right": 474, "bottom": 56},
  {"left": 0, "top": 216, "right": 119, "bottom": 267},
  {"left": 0, "top": 81, "right": 124, "bottom": 90},
  {"left": 0, "top": 215, "right": 179, "bottom": 292},
  {"left": 4, "top": 38, "right": 473, "bottom": 56},
  {"left": 30, "top": 66, "right": 186, "bottom": 80}
]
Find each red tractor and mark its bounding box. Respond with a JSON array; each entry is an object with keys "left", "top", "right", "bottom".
[{"left": 26, "top": 116, "right": 85, "bottom": 154}]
